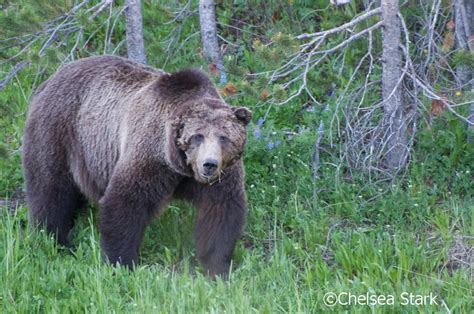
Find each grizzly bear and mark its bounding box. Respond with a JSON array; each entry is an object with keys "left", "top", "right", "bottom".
[{"left": 22, "top": 55, "right": 252, "bottom": 276}]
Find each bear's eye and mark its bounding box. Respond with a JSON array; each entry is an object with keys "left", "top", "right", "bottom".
[
  {"left": 191, "top": 134, "right": 204, "bottom": 145},
  {"left": 219, "top": 136, "right": 229, "bottom": 144}
]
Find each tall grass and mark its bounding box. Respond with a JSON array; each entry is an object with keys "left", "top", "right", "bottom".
[{"left": 1, "top": 1, "right": 472, "bottom": 312}]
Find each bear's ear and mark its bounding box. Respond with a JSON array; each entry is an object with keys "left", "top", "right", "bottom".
[
  {"left": 233, "top": 107, "right": 252, "bottom": 126},
  {"left": 171, "top": 119, "right": 187, "bottom": 150},
  {"left": 165, "top": 119, "right": 193, "bottom": 177},
  {"left": 156, "top": 69, "right": 211, "bottom": 95}
]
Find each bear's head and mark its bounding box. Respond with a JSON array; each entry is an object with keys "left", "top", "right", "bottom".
[
  {"left": 176, "top": 102, "right": 251, "bottom": 184},
  {"left": 158, "top": 69, "right": 252, "bottom": 184}
]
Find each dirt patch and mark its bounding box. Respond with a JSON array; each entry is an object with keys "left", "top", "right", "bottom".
[
  {"left": 443, "top": 234, "right": 473, "bottom": 274},
  {"left": 0, "top": 187, "right": 25, "bottom": 213}
]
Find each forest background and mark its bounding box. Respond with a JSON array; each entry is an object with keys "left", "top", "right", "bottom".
[{"left": 0, "top": 0, "right": 472, "bottom": 312}]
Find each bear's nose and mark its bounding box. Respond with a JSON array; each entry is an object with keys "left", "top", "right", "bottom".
[{"left": 203, "top": 159, "right": 218, "bottom": 175}]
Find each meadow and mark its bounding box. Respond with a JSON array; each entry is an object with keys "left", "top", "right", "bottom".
[{"left": 1, "top": 1, "right": 472, "bottom": 312}]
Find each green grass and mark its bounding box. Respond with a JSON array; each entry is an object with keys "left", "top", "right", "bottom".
[
  {"left": 1, "top": 1, "right": 473, "bottom": 312},
  {"left": 0, "top": 71, "right": 472, "bottom": 311},
  {"left": 1, "top": 199, "right": 472, "bottom": 312}
]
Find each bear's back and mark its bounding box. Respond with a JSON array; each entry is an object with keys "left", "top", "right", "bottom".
[
  {"left": 25, "top": 56, "right": 166, "bottom": 201},
  {"left": 29, "top": 55, "right": 164, "bottom": 118}
]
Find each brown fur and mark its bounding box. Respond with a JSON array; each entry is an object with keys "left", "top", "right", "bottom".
[{"left": 22, "top": 55, "right": 252, "bottom": 276}]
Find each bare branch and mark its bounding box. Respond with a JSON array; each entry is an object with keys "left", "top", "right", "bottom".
[
  {"left": 296, "top": 7, "right": 381, "bottom": 40},
  {"left": 0, "top": 61, "right": 30, "bottom": 91},
  {"left": 1, "top": 0, "right": 119, "bottom": 87},
  {"left": 313, "top": 21, "right": 383, "bottom": 56},
  {"left": 89, "top": 0, "right": 114, "bottom": 21}
]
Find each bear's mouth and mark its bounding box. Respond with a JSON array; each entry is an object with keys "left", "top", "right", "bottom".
[{"left": 197, "top": 171, "right": 223, "bottom": 185}]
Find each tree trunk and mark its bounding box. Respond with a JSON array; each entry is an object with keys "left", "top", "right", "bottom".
[
  {"left": 468, "top": 3, "right": 474, "bottom": 139},
  {"left": 125, "top": 0, "right": 147, "bottom": 64},
  {"left": 381, "top": 0, "right": 408, "bottom": 171},
  {"left": 454, "top": 0, "right": 474, "bottom": 141},
  {"left": 454, "top": 0, "right": 469, "bottom": 84},
  {"left": 199, "top": 0, "right": 227, "bottom": 84}
]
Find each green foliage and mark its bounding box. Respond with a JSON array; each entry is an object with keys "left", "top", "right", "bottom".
[
  {"left": 0, "top": 0, "right": 70, "bottom": 39},
  {"left": 453, "top": 49, "right": 474, "bottom": 68},
  {"left": 272, "top": 84, "right": 287, "bottom": 102},
  {"left": 414, "top": 109, "right": 474, "bottom": 197},
  {"left": 0, "top": 144, "right": 7, "bottom": 159},
  {"left": 0, "top": 0, "right": 472, "bottom": 312}
]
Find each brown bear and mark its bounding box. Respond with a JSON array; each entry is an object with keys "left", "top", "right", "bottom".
[{"left": 22, "top": 55, "right": 252, "bottom": 276}]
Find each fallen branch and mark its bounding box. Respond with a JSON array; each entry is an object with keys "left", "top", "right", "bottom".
[
  {"left": 296, "top": 7, "right": 381, "bottom": 40},
  {"left": 0, "top": 60, "right": 30, "bottom": 91},
  {"left": 0, "top": 0, "right": 117, "bottom": 88}
]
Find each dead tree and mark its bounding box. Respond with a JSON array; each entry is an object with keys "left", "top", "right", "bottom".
[
  {"left": 125, "top": 0, "right": 147, "bottom": 64},
  {"left": 381, "top": 0, "right": 408, "bottom": 170},
  {"left": 199, "top": 0, "right": 226, "bottom": 84},
  {"left": 264, "top": 0, "right": 473, "bottom": 180},
  {"left": 454, "top": 0, "right": 474, "bottom": 139},
  {"left": 0, "top": 0, "right": 118, "bottom": 91},
  {"left": 454, "top": 0, "right": 473, "bottom": 84}
]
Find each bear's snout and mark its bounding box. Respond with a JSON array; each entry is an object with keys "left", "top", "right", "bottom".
[{"left": 203, "top": 159, "right": 218, "bottom": 176}]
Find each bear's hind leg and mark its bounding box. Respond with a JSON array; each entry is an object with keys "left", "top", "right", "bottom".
[{"left": 26, "top": 170, "right": 85, "bottom": 246}]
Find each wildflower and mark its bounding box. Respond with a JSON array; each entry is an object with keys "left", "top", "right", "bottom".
[
  {"left": 253, "top": 126, "right": 262, "bottom": 139},
  {"left": 455, "top": 91, "right": 462, "bottom": 97},
  {"left": 268, "top": 140, "right": 281, "bottom": 150},
  {"left": 253, "top": 118, "right": 265, "bottom": 139},
  {"left": 250, "top": 184, "right": 255, "bottom": 188},
  {"left": 272, "top": 164, "right": 277, "bottom": 169}
]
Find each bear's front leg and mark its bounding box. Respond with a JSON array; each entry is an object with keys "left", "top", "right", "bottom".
[
  {"left": 99, "top": 194, "right": 147, "bottom": 267},
  {"left": 99, "top": 161, "right": 177, "bottom": 268},
  {"left": 193, "top": 163, "right": 248, "bottom": 277}
]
